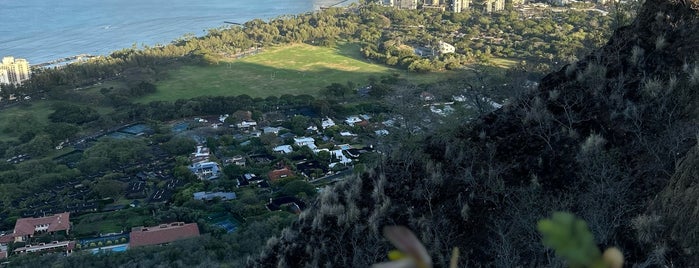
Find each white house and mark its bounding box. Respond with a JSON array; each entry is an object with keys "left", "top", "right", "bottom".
[
  {"left": 331, "top": 149, "right": 352, "bottom": 164},
  {"left": 188, "top": 162, "right": 222, "bottom": 180},
  {"left": 273, "top": 145, "right": 293, "bottom": 154},
  {"left": 375, "top": 129, "right": 390, "bottom": 136},
  {"left": 345, "top": 116, "right": 362, "bottom": 126},
  {"left": 437, "top": 41, "right": 455, "bottom": 55},
  {"left": 218, "top": 114, "right": 229, "bottom": 123},
  {"left": 294, "top": 137, "right": 317, "bottom": 150},
  {"left": 263, "top": 126, "right": 283, "bottom": 135},
  {"left": 340, "top": 131, "right": 357, "bottom": 137},
  {"left": 192, "top": 146, "right": 210, "bottom": 158},
  {"left": 236, "top": 121, "right": 257, "bottom": 129},
  {"left": 321, "top": 118, "right": 335, "bottom": 129}
]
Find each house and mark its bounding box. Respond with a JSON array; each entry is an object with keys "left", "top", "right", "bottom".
[
  {"left": 321, "top": 118, "right": 335, "bottom": 129},
  {"left": 12, "top": 212, "right": 70, "bottom": 243},
  {"left": 273, "top": 145, "right": 293, "bottom": 154},
  {"left": 420, "top": 92, "right": 435, "bottom": 101},
  {"left": 331, "top": 149, "right": 352, "bottom": 164},
  {"left": 129, "top": 222, "right": 200, "bottom": 248},
  {"left": 13, "top": 240, "right": 75, "bottom": 255},
  {"left": 339, "top": 131, "right": 357, "bottom": 137},
  {"left": 223, "top": 155, "right": 246, "bottom": 166},
  {"left": 266, "top": 197, "right": 307, "bottom": 212},
  {"left": 188, "top": 162, "right": 222, "bottom": 180},
  {"left": 0, "top": 249, "right": 6, "bottom": 260},
  {"left": 437, "top": 41, "right": 455, "bottom": 55},
  {"left": 238, "top": 173, "right": 264, "bottom": 187},
  {"left": 191, "top": 146, "right": 210, "bottom": 159},
  {"left": 193, "top": 192, "right": 237, "bottom": 201},
  {"left": 236, "top": 120, "right": 257, "bottom": 130},
  {"left": 375, "top": 129, "right": 390, "bottom": 136},
  {"left": 296, "top": 160, "right": 328, "bottom": 179},
  {"left": 218, "top": 114, "right": 229, "bottom": 123},
  {"left": 279, "top": 132, "right": 297, "bottom": 140},
  {"left": 268, "top": 166, "right": 294, "bottom": 182},
  {"left": 263, "top": 126, "right": 283, "bottom": 135},
  {"left": 294, "top": 137, "right": 317, "bottom": 150},
  {"left": 345, "top": 116, "right": 362, "bottom": 126}
]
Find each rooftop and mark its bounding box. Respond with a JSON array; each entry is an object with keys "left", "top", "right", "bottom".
[
  {"left": 13, "top": 212, "right": 70, "bottom": 237},
  {"left": 129, "top": 222, "right": 200, "bottom": 248}
]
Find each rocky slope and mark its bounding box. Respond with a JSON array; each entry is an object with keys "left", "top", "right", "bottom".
[{"left": 252, "top": 0, "right": 699, "bottom": 266}]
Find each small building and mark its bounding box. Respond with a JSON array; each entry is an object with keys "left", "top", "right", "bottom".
[
  {"left": 339, "top": 131, "right": 357, "bottom": 137},
  {"left": 193, "top": 192, "right": 237, "bottom": 201},
  {"left": 420, "top": 92, "right": 435, "bottom": 101},
  {"left": 13, "top": 240, "right": 75, "bottom": 255},
  {"left": 266, "top": 197, "right": 307, "bottom": 212},
  {"left": 294, "top": 137, "right": 317, "bottom": 150},
  {"left": 321, "top": 118, "right": 336, "bottom": 129},
  {"left": 375, "top": 129, "right": 390, "bottom": 136},
  {"left": 345, "top": 116, "right": 363, "bottom": 126},
  {"left": 191, "top": 146, "right": 210, "bottom": 159},
  {"left": 437, "top": 41, "right": 455, "bottom": 55},
  {"left": 331, "top": 150, "right": 352, "bottom": 164},
  {"left": 273, "top": 145, "right": 293, "bottom": 154},
  {"left": 13, "top": 212, "right": 70, "bottom": 242},
  {"left": 129, "top": 222, "right": 200, "bottom": 248},
  {"left": 263, "top": 126, "right": 283, "bottom": 135},
  {"left": 188, "top": 162, "right": 222, "bottom": 180},
  {"left": 238, "top": 173, "right": 264, "bottom": 187},
  {"left": 223, "top": 155, "right": 246, "bottom": 166},
  {"left": 236, "top": 121, "right": 257, "bottom": 130},
  {"left": 268, "top": 166, "right": 294, "bottom": 183}
]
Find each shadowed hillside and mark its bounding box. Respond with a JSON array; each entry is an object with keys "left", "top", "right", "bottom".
[{"left": 251, "top": 0, "right": 699, "bottom": 266}]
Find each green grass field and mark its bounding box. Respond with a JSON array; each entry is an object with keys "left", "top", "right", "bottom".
[
  {"left": 0, "top": 101, "right": 54, "bottom": 142},
  {"left": 139, "top": 44, "right": 453, "bottom": 103}
]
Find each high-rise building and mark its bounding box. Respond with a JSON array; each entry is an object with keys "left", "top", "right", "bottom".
[
  {"left": 485, "top": 0, "right": 505, "bottom": 12},
  {"left": 0, "top": 57, "right": 31, "bottom": 85},
  {"left": 452, "top": 0, "right": 470, "bottom": 12},
  {"left": 395, "top": 0, "right": 419, "bottom": 9}
]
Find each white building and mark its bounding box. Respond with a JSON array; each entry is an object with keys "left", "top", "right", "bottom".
[
  {"left": 0, "top": 57, "right": 31, "bottom": 85},
  {"left": 331, "top": 149, "right": 352, "bottom": 164},
  {"left": 273, "top": 145, "right": 293, "bottom": 154},
  {"left": 294, "top": 137, "right": 317, "bottom": 150},
  {"left": 321, "top": 118, "right": 336, "bottom": 129},
  {"left": 345, "top": 116, "right": 362, "bottom": 126},
  {"left": 438, "top": 41, "right": 456, "bottom": 55},
  {"left": 236, "top": 121, "right": 257, "bottom": 129}
]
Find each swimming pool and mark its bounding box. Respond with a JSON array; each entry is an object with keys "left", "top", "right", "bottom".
[{"left": 90, "top": 244, "right": 128, "bottom": 254}]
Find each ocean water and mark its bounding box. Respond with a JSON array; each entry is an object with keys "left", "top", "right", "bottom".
[{"left": 0, "top": 0, "right": 349, "bottom": 64}]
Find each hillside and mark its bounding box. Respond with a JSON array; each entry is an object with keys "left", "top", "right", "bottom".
[{"left": 252, "top": 0, "right": 699, "bottom": 266}]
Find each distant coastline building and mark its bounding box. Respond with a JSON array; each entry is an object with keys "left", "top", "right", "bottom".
[
  {"left": 484, "top": 0, "right": 506, "bottom": 12},
  {"left": 0, "top": 57, "right": 31, "bottom": 85}
]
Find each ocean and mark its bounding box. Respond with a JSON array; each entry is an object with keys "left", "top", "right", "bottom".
[{"left": 0, "top": 0, "right": 350, "bottom": 64}]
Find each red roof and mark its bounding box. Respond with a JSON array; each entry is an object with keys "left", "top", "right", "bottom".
[
  {"left": 129, "top": 222, "right": 199, "bottom": 248},
  {"left": 0, "top": 234, "right": 14, "bottom": 244},
  {"left": 268, "top": 166, "right": 294, "bottom": 182},
  {"left": 14, "top": 212, "right": 70, "bottom": 237}
]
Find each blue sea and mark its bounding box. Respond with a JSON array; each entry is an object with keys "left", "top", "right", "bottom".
[{"left": 0, "top": 0, "right": 350, "bottom": 64}]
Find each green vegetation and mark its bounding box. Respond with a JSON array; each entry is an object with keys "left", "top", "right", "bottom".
[
  {"left": 72, "top": 210, "right": 152, "bottom": 237},
  {"left": 140, "top": 44, "right": 450, "bottom": 102}
]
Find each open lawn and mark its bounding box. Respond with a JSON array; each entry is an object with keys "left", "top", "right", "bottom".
[
  {"left": 72, "top": 209, "right": 152, "bottom": 237},
  {"left": 140, "top": 44, "right": 455, "bottom": 103},
  {"left": 0, "top": 100, "right": 114, "bottom": 142},
  {"left": 0, "top": 101, "right": 54, "bottom": 142}
]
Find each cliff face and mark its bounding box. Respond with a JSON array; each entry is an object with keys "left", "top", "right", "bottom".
[{"left": 253, "top": 1, "right": 699, "bottom": 267}]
